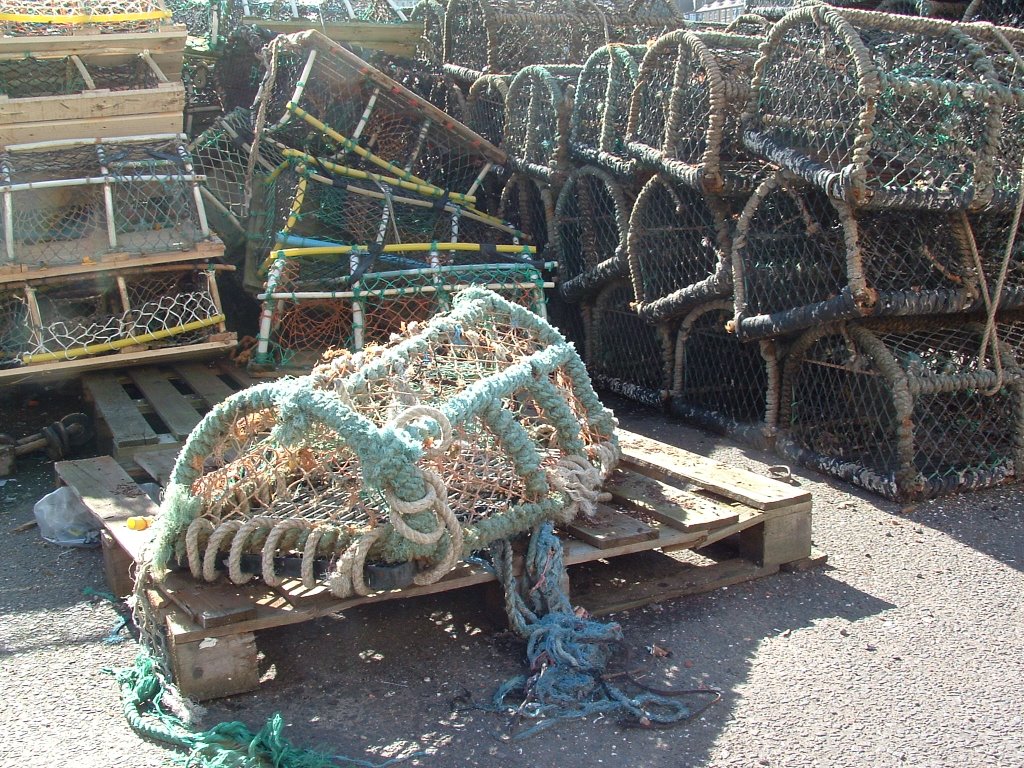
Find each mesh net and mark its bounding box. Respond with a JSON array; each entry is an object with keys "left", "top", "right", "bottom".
[
  {"left": 0, "top": 54, "right": 161, "bottom": 99},
  {"left": 215, "top": 24, "right": 275, "bottom": 114},
  {"left": 1, "top": 137, "right": 208, "bottom": 269},
  {"left": 166, "top": 0, "right": 214, "bottom": 38},
  {"left": 627, "top": 29, "right": 762, "bottom": 193},
  {"left": 0, "top": 266, "right": 223, "bottom": 367},
  {"left": 0, "top": 0, "right": 171, "bottom": 35},
  {"left": 779, "top": 318, "right": 1024, "bottom": 500},
  {"left": 411, "top": 0, "right": 447, "bottom": 63},
  {"left": 743, "top": 7, "right": 1010, "bottom": 210},
  {"left": 153, "top": 288, "right": 618, "bottom": 597},
  {"left": 555, "top": 165, "right": 634, "bottom": 303},
  {"left": 502, "top": 65, "right": 580, "bottom": 183},
  {"left": 627, "top": 173, "right": 736, "bottom": 323},
  {"left": 731, "top": 173, "right": 978, "bottom": 340},
  {"left": 569, "top": 44, "right": 645, "bottom": 176},
  {"left": 465, "top": 74, "right": 511, "bottom": 149},
  {"left": 498, "top": 173, "right": 554, "bottom": 255},
  {"left": 222, "top": 0, "right": 408, "bottom": 30},
  {"left": 962, "top": 0, "right": 1024, "bottom": 23}
]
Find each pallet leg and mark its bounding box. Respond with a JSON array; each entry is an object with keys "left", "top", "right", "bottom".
[
  {"left": 101, "top": 529, "right": 136, "bottom": 599},
  {"left": 738, "top": 508, "right": 813, "bottom": 567},
  {"left": 166, "top": 614, "right": 260, "bottom": 701}
]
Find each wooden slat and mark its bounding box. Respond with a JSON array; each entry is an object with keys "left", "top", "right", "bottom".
[
  {"left": 564, "top": 503, "right": 659, "bottom": 549},
  {"left": 55, "top": 456, "right": 156, "bottom": 563},
  {"left": 605, "top": 469, "right": 740, "bottom": 533},
  {"left": 84, "top": 372, "right": 158, "bottom": 448},
  {"left": 0, "top": 30, "right": 188, "bottom": 59},
  {"left": 133, "top": 445, "right": 181, "bottom": 486},
  {"left": 161, "top": 572, "right": 258, "bottom": 628},
  {"left": 618, "top": 429, "right": 812, "bottom": 511},
  {"left": 1, "top": 85, "right": 184, "bottom": 125},
  {"left": 129, "top": 368, "right": 202, "bottom": 440},
  {"left": 0, "top": 111, "right": 184, "bottom": 147},
  {"left": 173, "top": 363, "right": 235, "bottom": 406},
  {"left": 0, "top": 243, "right": 225, "bottom": 285}
]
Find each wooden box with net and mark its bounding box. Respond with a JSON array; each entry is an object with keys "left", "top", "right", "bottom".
[
  {"left": 555, "top": 165, "right": 636, "bottom": 303},
  {"left": 627, "top": 173, "right": 737, "bottom": 323},
  {"left": 0, "top": 135, "right": 211, "bottom": 273},
  {"left": 0, "top": 0, "right": 172, "bottom": 36},
  {"left": 626, "top": 29, "right": 763, "bottom": 194},
  {"left": 502, "top": 65, "right": 581, "bottom": 185},
  {"left": 148, "top": 288, "right": 619, "bottom": 598},
  {"left": 777, "top": 317, "right": 1024, "bottom": 500},
  {"left": 569, "top": 44, "right": 645, "bottom": 177},
  {"left": 730, "top": 172, "right": 985, "bottom": 341},
  {"left": 742, "top": 6, "right": 1019, "bottom": 210}
]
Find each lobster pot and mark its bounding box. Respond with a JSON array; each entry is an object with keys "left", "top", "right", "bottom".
[
  {"left": 0, "top": 264, "right": 226, "bottom": 369},
  {"left": 556, "top": 166, "right": 635, "bottom": 303},
  {"left": 965, "top": 209, "right": 1024, "bottom": 313},
  {"left": 963, "top": 0, "right": 1024, "bottom": 23},
  {"left": 744, "top": 7, "right": 1012, "bottom": 210},
  {"left": 411, "top": 0, "right": 447, "bottom": 62},
  {"left": 183, "top": 51, "right": 224, "bottom": 138},
  {"left": 215, "top": 25, "right": 275, "bottom": 114},
  {"left": 569, "top": 44, "right": 645, "bottom": 176},
  {"left": 443, "top": 0, "right": 681, "bottom": 76},
  {"left": 731, "top": 173, "right": 978, "bottom": 341},
  {"left": 627, "top": 174, "right": 736, "bottom": 323},
  {"left": 498, "top": 172, "right": 555, "bottom": 255},
  {"left": 585, "top": 279, "right": 673, "bottom": 407},
  {"left": 253, "top": 30, "right": 506, "bottom": 201},
  {"left": 627, "top": 30, "right": 762, "bottom": 194},
  {"left": 465, "top": 74, "right": 511, "bottom": 149},
  {"left": 778, "top": 319, "right": 1024, "bottom": 500},
  {"left": 150, "top": 289, "right": 617, "bottom": 596},
  {"left": 0, "top": 1, "right": 171, "bottom": 36},
  {"left": 724, "top": 13, "right": 774, "bottom": 35},
  {"left": 744, "top": 0, "right": 796, "bottom": 21},
  {"left": 0, "top": 135, "right": 209, "bottom": 270},
  {"left": 503, "top": 65, "right": 581, "bottom": 184},
  {"left": 222, "top": 0, "right": 407, "bottom": 32},
  {"left": 166, "top": 0, "right": 215, "bottom": 39},
  {"left": 256, "top": 247, "right": 545, "bottom": 367},
  {"left": 670, "top": 300, "right": 776, "bottom": 445}
]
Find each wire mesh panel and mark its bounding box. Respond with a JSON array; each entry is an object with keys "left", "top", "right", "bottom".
[
  {"left": 1, "top": 135, "right": 209, "bottom": 270},
  {"left": 465, "top": 74, "right": 511, "bottom": 149},
  {"left": 627, "top": 173, "right": 736, "bottom": 323},
  {"left": 965, "top": 208, "right": 1024, "bottom": 313},
  {"left": 742, "top": 6, "right": 1011, "bottom": 210},
  {"left": 778, "top": 318, "right": 1024, "bottom": 500},
  {"left": 584, "top": 278, "right": 672, "bottom": 406},
  {"left": 627, "top": 29, "right": 763, "bottom": 194},
  {"left": 0, "top": 265, "right": 225, "bottom": 369},
  {"left": 963, "top": 0, "right": 1024, "bottom": 23},
  {"left": 0, "top": 1, "right": 172, "bottom": 36},
  {"left": 222, "top": 0, "right": 408, "bottom": 30},
  {"left": 503, "top": 65, "right": 580, "bottom": 185},
  {"left": 555, "top": 165, "right": 635, "bottom": 303},
  {"left": 252, "top": 29, "right": 507, "bottom": 203},
  {"left": 669, "top": 300, "right": 776, "bottom": 444},
  {"left": 569, "top": 44, "right": 645, "bottom": 176},
  {"left": 731, "top": 173, "right": 978, "bottom": 341},
  {"left": 150, "top": 288, "right": 618, "bottom": 597}
]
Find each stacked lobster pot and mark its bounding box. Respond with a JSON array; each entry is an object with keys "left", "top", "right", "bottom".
[
  {"left": 233, "top": 31, "right": 547, "bottom": 371},
  {"left": 733, "top": 6, "right": 1024, "bottom": 499}
]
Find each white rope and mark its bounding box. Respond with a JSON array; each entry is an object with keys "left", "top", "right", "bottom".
[{"left": 546, "top": 454, "right": 611, "bottom": 521}]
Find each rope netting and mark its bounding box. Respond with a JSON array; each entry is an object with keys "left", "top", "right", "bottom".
[
  {"left": 627, "top": 173, "right": 737, "bottom": 323},
  {"left": 0, "top": 266, "right": 224, "bottom": 368},
  {"left": 742, "top": 6, "right": 1021, "bottom": 210},
  {"left": 0, "top": 1, "right": 172, "bottom": 35},
  {"left": 503, "top": 65, "right": 581, "bottom": 184},
  {"left": 465, "top": 73, "right": 511, "bottom": 149},
  {"left": 777, "top": 316, "right": 1024, "bottom": 500},
  {"left": 555, "top": 165, "right": 634, "bottom": 302},
  {"left": 166, "top": 0, "right": 214, "bottom": 39},
  {"left": 569, "top": 44, "right": 645, "bottom": 176},
  {"left": 730, "top": 172, "right": 982, "bottom": 340},
  {"left": 1, "top": 136, "right": 209, "bottom": 269},
  {"left": 626, "top": 29, "right": 763, "bottom": 194},
  {"left": 963, "top": 0, "right": 1024, "bottom": 23},
  {"left": 147, "top": 288, "right": 618, "bottom": 597}
]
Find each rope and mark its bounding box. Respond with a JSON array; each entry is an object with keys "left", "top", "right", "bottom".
[{"left": 547, "top": 454, "right": 611, "bottom": 519}]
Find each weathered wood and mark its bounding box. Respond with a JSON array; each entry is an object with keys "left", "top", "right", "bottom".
[
  {"left": 173, "top": 363, "right": 236, "bottom": 406},
  {"left": 739, "top": 508, "right": 813, "bottom": 566},
  {"left": 133, "top": 445, "right": 182, "bottom": 487},
  {"left": 564, "top": 503, "right": 659, "bottom": 549},
  {"left": 605, "top": 469, "right": 740, "bottom": 532},
  {"left": 0, "top": 243, "right": 225, "bottom": 284},
  {"left": 84, "top": 372, "right": 159, "bottom": 448},
  {"left": 0, "top": 85, "right": 184, "bottom": 126},
  {"left": 101, "top": 528, "right": 136, "bottom": 599},
  {"left": 618, "top": 429, "right": 812, "bottom": 511},
  {"left": 0, "top": 111, "right": 184, "bottom": 146},
  {"left": 165, "top": 611, "right": 260, "bottom": 701},
  {"left": 161, "top": 572, "right": 259, "bottom": 629},
  {"left": 128, "top": 368, "right": 203, "bottom": 440}
]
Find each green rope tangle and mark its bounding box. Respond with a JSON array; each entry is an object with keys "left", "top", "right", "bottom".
[{"left": 147, "top": 288, "right": 619, "bottom": 597}]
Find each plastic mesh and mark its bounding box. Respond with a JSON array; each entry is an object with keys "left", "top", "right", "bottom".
[
  {"left": 1, "top": 136, "right": 207, "bottom": 269},
  {"left": 779, "top": 318, "right": 1024, "bottom": 500},
  {"left": 0, "top": 1, "right": 171, "bottom": 35}
]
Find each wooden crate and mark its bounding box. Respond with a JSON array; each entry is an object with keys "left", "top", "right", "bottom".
[{"left": 56, "top": 428, "right": 819, "bottom": 701}]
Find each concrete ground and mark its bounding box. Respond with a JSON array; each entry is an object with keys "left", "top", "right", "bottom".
[{"left": 1, "top": 386, "right": 1022, "bottom": 768}]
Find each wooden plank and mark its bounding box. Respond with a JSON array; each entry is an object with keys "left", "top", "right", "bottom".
[
  {"left": 0, "top": 111, "right": 184, "bottom": 147},
  {"left": 0, "top": 242, "right": 225, "bottom": 284},
  {"left": 739, "top": 507, "right": 813, "bottom": 566},
  {"left": 133, "top": 445, "right": 181, "bottom": 486},
  {"left": 54, "top": 456, "right": 156, "bottom": 563},
  {"left": 564, "top": 503, "right": 658, "bottom": 549},
  {"left": 129, "top": 368, "right": 203, "bottom": 440},
  {"left": 173, "top": 362, "right": 235, "bottom": 406},
  {"left": 605, "top": 469, "right": 740, "bottom": 533},
  {"left": 161, "top": 572, "right": 259, "bottom": 628},
  {"left": 0, "top": 30, "right": 188, "bottom": 59},
  {"left": 84, "top": 372, "right": 158, "bottom": 448},
  {"left": 165, "top": 612, "right": 260, "bottom": 701},
  {"left": 576, "top": 557, "right": 780, "bottom": 617},
  {"left": 1, "top": 85, "right": 184, "bottom": 125},
  {"left": 214, "top": 361, "right": 260, "bottom": 391},
  {"left": 0, "top": 339, "right": 237, "bottom": 385},
  {"left": 617, "top": 429, "right": 812, "bottom": 511},
  {"left": 101, "top": 529, "right": 136, "bottom": 599}
]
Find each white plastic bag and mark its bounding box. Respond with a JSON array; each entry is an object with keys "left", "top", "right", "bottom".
[{"left": 33, "top": 487, "right": 100, "bottom": 547}]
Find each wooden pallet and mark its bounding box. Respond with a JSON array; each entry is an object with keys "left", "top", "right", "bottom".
[
  {"left": 82, "top": 361, "right": 260, "bottom": 481},
  {"left": 55, "top": 429, "right": 819, "bottom": 701}
]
